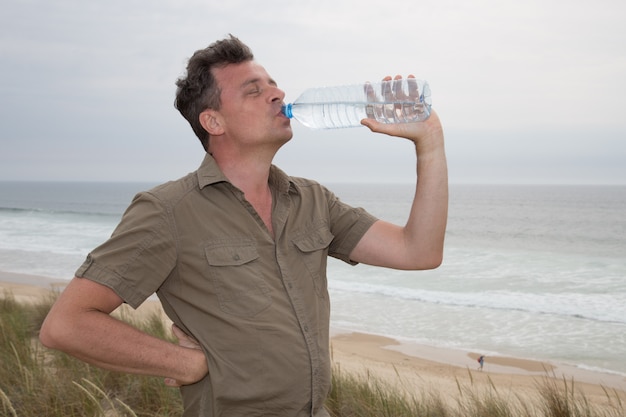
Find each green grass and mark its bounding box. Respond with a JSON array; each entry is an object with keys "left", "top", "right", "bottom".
[{"left": 2, "top": 290, "right": 624, "bottom": 417}]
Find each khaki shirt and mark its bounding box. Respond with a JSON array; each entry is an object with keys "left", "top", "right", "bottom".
[{"left": 76, "top": 154, "right": 378, "bottom": 417}]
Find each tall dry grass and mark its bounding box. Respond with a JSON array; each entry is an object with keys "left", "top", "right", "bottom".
[
  {"left": 1, "top": 290, "right": 182, "bottom": 416},
  {"left": 1, "top": 290, "right": 624, "bottom": 417}
]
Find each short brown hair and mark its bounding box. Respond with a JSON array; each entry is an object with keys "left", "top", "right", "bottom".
[{"left": 174, "top": 35, "right": 254, "bottom": 151}]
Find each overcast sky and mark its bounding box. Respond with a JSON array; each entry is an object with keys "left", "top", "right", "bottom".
[{"left": 1, "top": 0, "right": 625, "bottom": 185}]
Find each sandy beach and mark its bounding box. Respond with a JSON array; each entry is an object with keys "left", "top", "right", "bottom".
[{"left": 2, "top": 270, "right": 625, "bottom": 408}]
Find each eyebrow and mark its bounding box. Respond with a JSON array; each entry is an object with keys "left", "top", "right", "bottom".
[{"left": 240, "top": 77, "right": 278, "bottom": 89}]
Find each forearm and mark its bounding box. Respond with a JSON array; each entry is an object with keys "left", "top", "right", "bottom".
[
  {"left": 40, "top": 278, "right": 207, "bottom": 385},
  {"left": 59, "top": 312, "right": 202, "bottom": 381},
  {"left": 404, "top": 140, "right": 448, "bottom": 267}
]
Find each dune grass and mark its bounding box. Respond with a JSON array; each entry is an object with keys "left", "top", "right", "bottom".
[
  {"left": 1, "top": 290, "right": 624, "bottom": 417},
  {"left": 1, "top": 290, "right": 182, "bottom": 416}
]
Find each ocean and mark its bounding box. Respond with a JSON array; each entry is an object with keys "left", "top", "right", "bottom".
[{"left": 1, "top": 181, "right": 625, "bottom": 377}]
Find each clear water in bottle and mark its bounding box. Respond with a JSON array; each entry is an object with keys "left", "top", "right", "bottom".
[{"left": 282, "top": 78, "right": 431, "bottom": 129}]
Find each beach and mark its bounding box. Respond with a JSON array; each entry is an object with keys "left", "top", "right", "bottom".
[
  {"left": 3, "top": 270, "right": 625, "bottom": 409},
  {"left": 2, "top": 182, "right": 625, "bottom": 382}
]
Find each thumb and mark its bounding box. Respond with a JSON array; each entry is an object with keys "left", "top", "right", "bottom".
[
  {"left": 360, "top": 118, "right": 381, "bottom": 132},
  {"left": 172, "top": 323, "right": 201, "bottom": 350},
  {"left": 361, "top": 118, "right": 407, "bottom": 137},
  {"left": 171, "top": 323, "right": 187, "bottom": 340}
]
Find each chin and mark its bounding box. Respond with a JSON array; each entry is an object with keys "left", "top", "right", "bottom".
[{"left": 279, "top": 125, "right": 294, "bottom": 141}]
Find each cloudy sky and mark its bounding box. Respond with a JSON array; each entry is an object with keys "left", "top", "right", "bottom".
[{"left": 1, "top": 0, "right": 625, "bottom": 185}]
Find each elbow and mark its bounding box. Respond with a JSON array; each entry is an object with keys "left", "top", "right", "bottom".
[
  {"left": 39, "top": 314, "right": 67, "bottom": 351},
  {"left": 39, "top": 318, "right": 56, "bottom": 349},
  {"left": 428, "top": 252, "right": 444, "bottom": 269},
  {"left": 420, "top": 251, "right": 444, "bottom": 270},
  {"left": 406, "top": 247, "right": 444, "bottom": 271}
]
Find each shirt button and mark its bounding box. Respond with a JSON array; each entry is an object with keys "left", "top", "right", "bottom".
[
  {"left": 304, "top": 325, "right": 309, "bottom": 332},
  {"left": 233, "top": 254, "right": 240, "bottom": 261},
  {"left": 287, "top": 283, "right": 293, "bottom": 289}
]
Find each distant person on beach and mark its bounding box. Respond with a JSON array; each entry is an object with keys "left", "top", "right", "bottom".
[
  {"left": 478, "top": 355, "right": 485, "bottom": 371},
  {"left": 40, "top": 35, "right": 448, "bottom": 417}
]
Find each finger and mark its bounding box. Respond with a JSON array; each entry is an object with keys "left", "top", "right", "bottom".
[
  {"left": 364, "top": 81, "right": 376, "bottom": 102},
  {"left": 381, "top": 78, "right": 393, "bottom": 101},
  {"left": 164, "top": 377, "right": 181, "bottom": 387},
  {"left": 361, "top": 118, "right": 400, "bottom": 136},
  {"left": 407, "top": 75, "right": 418, "bottom": 99},
  {"left": 393, "top": 74, "right": 406, "bottom": 99},
  {"left": 381, "top": 79, "right": 394, "bottom": 121},
  {"left": 392, "top": 75, "right": 407, "bottom": 121}
]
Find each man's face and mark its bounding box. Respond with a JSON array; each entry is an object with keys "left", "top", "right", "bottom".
[{"left": 211, "top": 61, "right": 292, "bottom": 147}]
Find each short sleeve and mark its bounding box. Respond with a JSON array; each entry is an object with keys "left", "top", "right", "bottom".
[
  {"left": 325, "top": 188, "right": 378, "bottom": 264},
  {"left": 75, "top": 191, "right": 177, "bottom": 308}
]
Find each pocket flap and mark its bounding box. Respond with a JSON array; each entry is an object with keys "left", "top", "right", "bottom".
[
  {"left": 293, "top": 227, "right": 334, "bottom": 253},
  {"left": 205, "top": 244, "right": 259, "bottom": 266}
]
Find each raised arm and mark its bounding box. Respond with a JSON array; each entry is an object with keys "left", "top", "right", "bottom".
[
  {"left": 39, "top": 277, "right": 208, "bottom": 386},
  {"left": 350, "top": 98, "right": 448, "bottom": 270}
]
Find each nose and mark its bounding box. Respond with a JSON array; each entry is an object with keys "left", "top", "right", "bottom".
[{"left": 269, "top": 84, "right": 285, "bottom": 103}]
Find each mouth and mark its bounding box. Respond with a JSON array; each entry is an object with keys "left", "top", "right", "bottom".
[{"left": 277, "top": 104, "right": 289, "bottom": 119}]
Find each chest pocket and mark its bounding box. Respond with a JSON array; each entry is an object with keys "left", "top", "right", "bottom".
[
  {"left": 205, "top": 241, "right": 272, "bottom": 317},
  {"left": 292, "top": 226, "right": 334, "bottom": 299}
]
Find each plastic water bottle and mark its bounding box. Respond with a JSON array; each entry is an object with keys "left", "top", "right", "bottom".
[{"left": 282, "top": 78, "right": 431, "bottom": 129}]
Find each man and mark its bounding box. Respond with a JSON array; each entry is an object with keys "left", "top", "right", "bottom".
[{"left": 40, "top": 35, "right": 448, "bottom": 417}]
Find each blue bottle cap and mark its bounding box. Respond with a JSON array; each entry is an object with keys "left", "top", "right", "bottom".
[{"left": 281, "top": 104, "right": 293, "bottom": 118}]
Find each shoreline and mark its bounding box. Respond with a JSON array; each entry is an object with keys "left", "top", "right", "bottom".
[
  {"left": 330, "top": 327, "right": 626, "bottom": 390},
  {"left": 2, "top": 270, "right": 625, "bottom": 402}
]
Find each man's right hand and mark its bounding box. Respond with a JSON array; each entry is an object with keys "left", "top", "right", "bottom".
[{"left": 164, "top": 324, "right": 209, "bottom": 387}]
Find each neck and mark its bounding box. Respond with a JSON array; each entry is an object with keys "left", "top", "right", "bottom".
[
  {"left": 212, "top": 157, "right": 271, "bottom": 199},
  {"left": 209, "top": 144, "right": 276, "bottom": 237},
  {"left": 210, "top": 139, "right": 279, "bottom": 193},
  {"left": 215, "top": 154, "right": 274, "bottom": 237}
]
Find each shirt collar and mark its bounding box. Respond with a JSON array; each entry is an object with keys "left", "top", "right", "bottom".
[
  {"left": 196, "top": 152, "right": 299, "bottom": 195},
  {"left": 197, "top": 153, "right": 229, "bottom": 188},
  {"left": 270, "top": 164, "right": 299, "bottom": 195}
]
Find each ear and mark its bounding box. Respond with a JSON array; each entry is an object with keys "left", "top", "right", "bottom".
[{"left": 199, "top": 109, "right": 225, "bottom": 136}]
